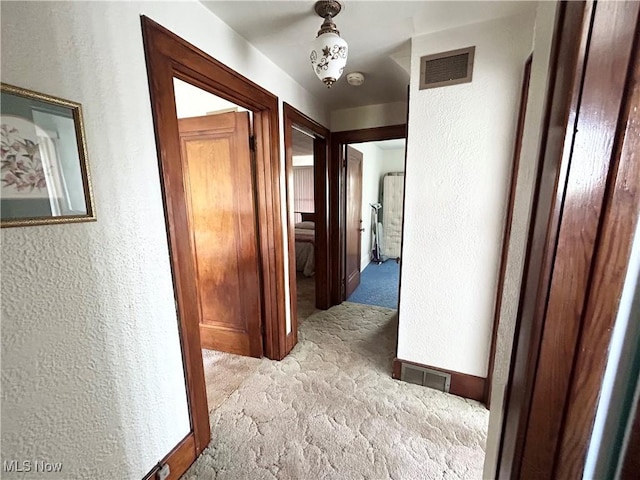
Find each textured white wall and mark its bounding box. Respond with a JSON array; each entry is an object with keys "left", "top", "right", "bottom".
[
  {"left": 483, "top": 3, "right": 558, "bottom": 477},
  {"left": 0, "top": 1, "right": 324, "bottom": 478},
  {"left": 381, "top": 147, "right": 406, "bottom": 174},
  {"left": 397, "top": 13, "right": 535, "bottom": 377},
  {"left": 351, "top": 143, "right": 384, "bottom": 271},
  {"left": 330, "top": 101, "right": 407, "bottom": 132}
]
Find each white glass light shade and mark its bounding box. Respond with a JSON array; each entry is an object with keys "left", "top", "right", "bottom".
[{"left": 309, "top": 32, "right": 348, "bottom": 88}]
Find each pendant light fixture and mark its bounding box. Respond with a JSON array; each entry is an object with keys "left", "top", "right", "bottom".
[{"left": 310, "top": 1, "right": 348, "bottom": 88}]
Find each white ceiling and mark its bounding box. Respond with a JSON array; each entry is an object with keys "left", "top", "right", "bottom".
[
  {"left": 373, "top": 138, "right": 406, "bottom": 150},
  {"left": 201, "top": 1, "right": 537, "bottom": 110}
]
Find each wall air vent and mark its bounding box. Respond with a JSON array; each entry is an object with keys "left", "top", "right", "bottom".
[
  {"left": 400, "top": 363, "right": 451, "bottom": 392},
  {"left": 419, "top": 46, "right": 475, "bottom": 90}
]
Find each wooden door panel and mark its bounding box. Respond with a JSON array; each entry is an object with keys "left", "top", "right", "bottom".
[
  {"left": 184, "top": 137, "right": 243, "bottom": 328},
  {"left": 345, "top": 146, "right": 363, "bottom": 297},
  {"left": 498, "top": 1, "right": 640, "bottom": 477},
  {"left": 179, "top": 111, "right": 263, "bottom": 357}
]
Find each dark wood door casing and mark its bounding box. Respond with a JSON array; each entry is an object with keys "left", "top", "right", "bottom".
[
  {"left": 498, "top": 1, "right": 640, "bottom": 478},
  {"left": 554, "top": 7, "right": 640, "bottom": 476},
  {"left": 282, "top": 103, "right": 330, "bottom": 356},
  {"left": 345, "top": 146, "right": 363, "bottom": 298},
  {"left": 142, "top": 16, "right": 288, "bottom": 463},
  {"left": 329, "top": 124, "right": 407, "bottom": 304},
  {"left": 179, "top": 112, "right": 263, "bottom": 357},
  {"left": 498, "top": 3, "right": 590, "bottom": 475}
]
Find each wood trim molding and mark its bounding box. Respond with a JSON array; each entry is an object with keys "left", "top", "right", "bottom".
[
  {"left": 283, "top": 103, "right": 331, "bottom": 353},
  {"left": 141, "top": 16, "right": 211, "bottom": 455},
  {"left": 498, "top": 2, "right": 640, "bottom": 477},
  {"left": 555, "top": 11, "right": 640, "bottom": 476},
  {"left": 392, "top": 358, "right": 486, "bottom": 404},
  {"left": 519, "top": 3, "right": 639, "bottom": 477},
  {"left": 283, "top": 103, "right": 331, "bottom": 310},
  {"left": 485, "top": 55, "right": 533, "bottom": 409},
  {"left": 141, "top": 15, "right": 288, "bottom": 460},
  {"left": 282, "top": 112, "right": 299, "bottom": 356},
  {"left": 497, "top": 2, "right": 590, "bottom": 476},
  {"left": 141, "top": 433, "right": 196, "bottom": 480},
  {"left": 329, "top": 124, "right": 408, "bottom": 304},
  {"left": 282, "top": 104, "right": 331, "bottom": 355},
  {"left": 283, "top": 103, "right": 330, "bottom": 137},
  {"left": 331, "top": 124, "right": 408, "bottom": 144}
]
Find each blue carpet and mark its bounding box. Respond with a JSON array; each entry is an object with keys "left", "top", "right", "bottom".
[{"left": 347, "top": 260, "right": 400, "bottom": 309}]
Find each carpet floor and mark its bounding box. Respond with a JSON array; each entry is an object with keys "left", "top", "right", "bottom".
[
  {"left": 347, "top": 261, "right": 400, "bottom": 309},
  {"left": 185, "top": 303, "right": 488, "bottom": 479},
  {"left": 296, "top": 275, "right": 319, "bottom": 323}
]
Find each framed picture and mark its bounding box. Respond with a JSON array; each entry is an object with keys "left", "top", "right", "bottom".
[{"left": 1, "top": 83, "right": 95, "bottom": 227}]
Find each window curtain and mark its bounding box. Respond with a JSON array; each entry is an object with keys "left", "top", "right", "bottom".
[{"left": 293, "top": 166, "right": 314, "bottom": 223}]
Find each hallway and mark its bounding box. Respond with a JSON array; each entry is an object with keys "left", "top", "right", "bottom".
[{"left": 187, "top": 303, "right": 488, "bottom": 479}]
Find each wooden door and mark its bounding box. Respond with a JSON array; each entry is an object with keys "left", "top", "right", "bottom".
[
  {"left": 497, "top": 1, "right": 640, "bottom": 477},
  {"left": 179, "top": 111, "right": 263, "bottom": 358},
  {"left": 345, "top": 146, "right": 363, "bottom": 297}
]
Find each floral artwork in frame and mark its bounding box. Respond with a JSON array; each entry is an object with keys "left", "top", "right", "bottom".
[{"left": 1, "top": 83, "right": 95, "bottom": 227}]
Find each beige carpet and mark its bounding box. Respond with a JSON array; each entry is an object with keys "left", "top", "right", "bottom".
[
  {"left": 202, "top": 349, "right": 261, "bottom": 412},
  {"left": 296, "top": 275, "right": 319, "bottom": 323},
  {"left": 186, "top": 303, "right": 488, "bottom": 479},
  {"left": 203, "top": 274, "right": 320, "bottom": 410}
]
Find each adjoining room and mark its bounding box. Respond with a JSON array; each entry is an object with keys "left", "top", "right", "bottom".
[
  {"left": 346, "top": 139, "right": 406, "bottom": 310},
  {"left": 290, "top": 127, "right": 320, "bottom": 322}
]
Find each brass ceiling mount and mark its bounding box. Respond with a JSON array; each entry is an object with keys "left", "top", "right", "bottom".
[
  {"left": 314, "top": 0, "right": 343, "bottom": 36},
  {"left": 314, "top": 0, "right": 342, "bottom": 18}
]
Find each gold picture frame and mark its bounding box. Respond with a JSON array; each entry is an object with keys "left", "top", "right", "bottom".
[{"left": 1, "top": 83, "right": 95, "bottom": 227}]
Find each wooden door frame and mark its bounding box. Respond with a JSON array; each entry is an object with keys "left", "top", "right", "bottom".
[
  {"left": 484, "top": 55, "right": 533, "bottom": 408},
  {"left": 329, "top": 124, "right": 407, "bottom": 304},
  {"left": 282, "top": 103, "right": 330, "bottom": 354},
  {"left": 141, "top": 15, "right": 289, "bottom": 469},
  {"left": 497, "top": 1, "right": 640, "bottom": 477}
]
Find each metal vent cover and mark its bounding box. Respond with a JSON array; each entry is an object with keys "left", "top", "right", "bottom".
[
  {"left": 419, "top": 46, "right": 475, "bottom": 90},
  {"left": 401, "top": 363, "right": 451, "bottom": 392}
]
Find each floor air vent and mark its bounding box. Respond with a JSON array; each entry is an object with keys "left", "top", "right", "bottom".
[
  {"left": 419, "top": 46, "right": 475, "bottom": 90},
  {"left": 401, "top": 363, "right": 451, "bottom": 392}
]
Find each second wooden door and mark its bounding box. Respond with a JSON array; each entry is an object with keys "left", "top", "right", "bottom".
[{"left": 179, "top": 111, "right": 263, "bottom": 357}]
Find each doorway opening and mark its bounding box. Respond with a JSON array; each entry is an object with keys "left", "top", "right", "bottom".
[
  {"left": 172, "top": 78, "right": 266, "bottom": 413},
  {"left": 142, "top": 16, "right": 289, "bottom": 465},
  {"left": 173, "top": 78, "right": 262, "bottom": 358},
  {"left": 344, "top": 139, "right": 406, "bottom": 309},
  {"left": 327, "top": 126, "right": 407, "bottom": 395},
  {"left": 282, "top": 103, "right": 331, "bottom": 350},
  {"left": 289, "top": 127, "right": 319, "bottom": 321},
  {"left": 329, "top": 125, "right": 407, "bottom": 308}
]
